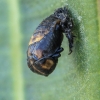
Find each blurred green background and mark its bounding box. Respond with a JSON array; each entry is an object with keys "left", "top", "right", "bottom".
[{"left": 0, "top": 0, "right": 100, "bottom": 100}]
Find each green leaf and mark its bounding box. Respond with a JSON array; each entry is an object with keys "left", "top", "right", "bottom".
[
  {"left": 8, "top": 0, "right": 24, "bottom": 100},
  {"left": 0, "top": 0, "right": 100, "bottom": 100}
]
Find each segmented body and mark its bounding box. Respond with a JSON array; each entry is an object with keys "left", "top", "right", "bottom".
[
  {"left": 27, "top": 7, "right": 74, "bottom": 76},
  {"left": 27, "top": 15, "right": 63, "bottom": 76}
]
